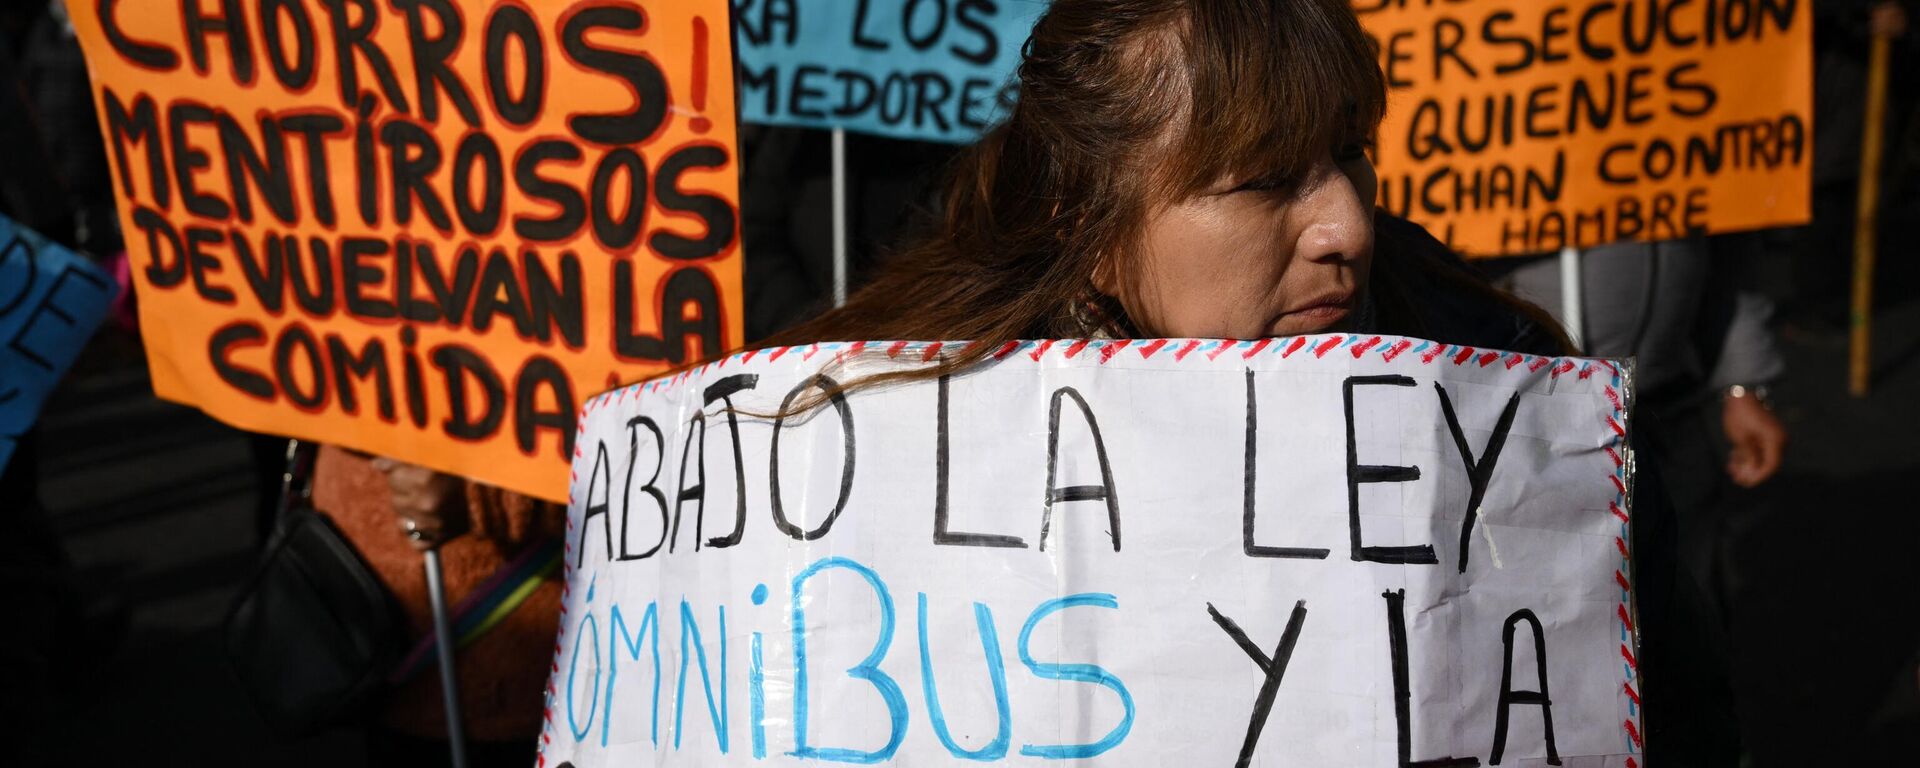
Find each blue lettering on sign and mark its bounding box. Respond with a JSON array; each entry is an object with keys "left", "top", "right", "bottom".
[
  {"left": 1017, "top": 593, "right": 1135, "bottom": 759},
  {"left": 918, "top": 593, "right": 1013, "bottom": 760},
  {"left": 675, "top": 600, "right": 729, "bottom": 752},
  {"left": 558, "top": 563, "right": 1140, "bottom": 760},
  {"left": 750, "top": 583, "right": 770, "bottom": 759},
  {"left": 751, "top": 630, "right": 768, "bottom": 759},
  {"left": 602, "top": 601, "right": 661, "bottom": 747},
  {"left": 566, "top": 611, "right": 602, "bottom": 742},
  {"left": 790, "top": 556, "right": 909, "bottom": 763}
]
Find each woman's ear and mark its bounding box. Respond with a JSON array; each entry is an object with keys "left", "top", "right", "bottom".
[{"left": 1090, "top": 254, "right": 1123, "bottom": 298}]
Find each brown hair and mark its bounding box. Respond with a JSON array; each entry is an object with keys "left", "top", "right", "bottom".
[{"left": 759, "top": 0, "right": 1566, "bottom": 385}]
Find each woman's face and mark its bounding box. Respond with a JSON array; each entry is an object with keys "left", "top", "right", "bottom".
[{"left": 1112, "top": 143, "right": 1377, "bottom": 339}]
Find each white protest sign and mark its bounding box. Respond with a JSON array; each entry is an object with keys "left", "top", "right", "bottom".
[{"left": 538, "top": 334, "right": 1642, "bottom": 767}]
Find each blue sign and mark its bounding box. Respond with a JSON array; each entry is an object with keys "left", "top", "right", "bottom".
[
  {"left": 0, "top": 214, "right": 113, "bottom": 473},
  {"left": 733, "top": 0, "right": 1046, "bottom": 143}
]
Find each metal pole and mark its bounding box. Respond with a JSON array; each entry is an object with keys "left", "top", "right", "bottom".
[
  {"left": 831, "top": 127, "right": 848, "bottom": 307},
  {"left": 1850, "top": 35, "right": 1892, "bottom": 398},
  {"left": 423, "top": 548, "right": 470, "bottom": 768},
  {"left": 1558, "top": 246, "right": 1585, "bottom": 353}
]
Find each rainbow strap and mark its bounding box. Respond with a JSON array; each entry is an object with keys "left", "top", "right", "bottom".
[{"left": 389, "top": 536, "right": 562, "bottom": 685}]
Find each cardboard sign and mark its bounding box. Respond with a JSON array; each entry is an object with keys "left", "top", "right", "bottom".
[
  {"left": 65, "top": 0, "right": 744, "bottom": 501},
  {"left": 1360, "top": 0, "right": 1814, "bottom": 255},
  {"left": 734, "top": 0, "right": 1046, "bottom": 143},
  {"left": 539, "top": 335, "right": 1642, "bottom": 767},
  {"left": 0, "top": 215, "right": 114, "bottom": 473}
]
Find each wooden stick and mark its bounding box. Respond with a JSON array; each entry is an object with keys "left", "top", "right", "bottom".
[{"left": 1850, "top": 34, "right": 1892, "bottom": 397}]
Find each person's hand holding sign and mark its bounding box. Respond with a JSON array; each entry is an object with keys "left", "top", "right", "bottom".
[
  {"left": 1722, "top": 386, "right": 1786, "bottom": 488},
  {"left": 371, "top": 458, "right": 467, "bottom": 550}
]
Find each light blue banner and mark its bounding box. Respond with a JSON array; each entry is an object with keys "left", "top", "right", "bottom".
[
  {"left": 734, "top": 0, "right": 1047, "bottom": 143},
  {"left": 0, "top": 214, "right": 114, "bottom": 473}
]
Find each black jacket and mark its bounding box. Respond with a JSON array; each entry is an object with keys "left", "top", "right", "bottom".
[{"left": 1371, "top": 213, "right": 1568, "bottom": 358}]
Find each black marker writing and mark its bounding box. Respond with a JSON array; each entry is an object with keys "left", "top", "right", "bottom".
[
  {"left": 1208, "top": 600, "right": 1310, "bottom": 768},
  {"left": 1039, "top": 386, "right": 1119, "bottom": 552},
  {"left": 1491, "top": 609, "right": 1560, "bottom": 765},
  {"left": 1243, "top": 369, "right": 1330, "bottom": 559},
  {"left": 1435, "top": 383, "right": 1522, "bottom": 573},
  {"left": 935, "top": 374, "right": 1027, "bottom": 548},
  {"left": 770, "top": 374, "right": 856, "bottom": 541},
  {"left": 1384, "top": 588, "right": 1480, "bottom": 767},
  {"left": 1345, "top": 375, "right": 1437, "bottom": 564}
]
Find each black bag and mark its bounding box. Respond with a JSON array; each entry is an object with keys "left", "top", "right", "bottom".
[{"left": 222, "top": 441, "right": 402, "bottom": 738}]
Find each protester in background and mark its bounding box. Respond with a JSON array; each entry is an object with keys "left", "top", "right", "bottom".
[
  {"left": 1482, "top": 237, "right": 1786, "bottom": 766},
  {"left": 1486, "top": 238, "right": 1787, "bottom": 493},
  {"left": 762, "top": 0, "right": 1568, "bottom": 361},
  {"left": 309, "top": 449, "right": 562, "bottom": 768}
]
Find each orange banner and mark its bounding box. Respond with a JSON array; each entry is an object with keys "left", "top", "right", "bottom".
[
  {"left": 67, "top": 0, "right": 742, "bottom": 501},
  {"left": 1358, "top": 0, "right": 1813, "bottom": 256}
]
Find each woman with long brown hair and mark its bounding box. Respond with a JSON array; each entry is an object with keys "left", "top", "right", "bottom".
[
  {"left": 763, "top": 0, "right": 1570, "bottom": 366},
  {"left": 752, "top": 0, "right": 1732, "bottom": 760}
]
